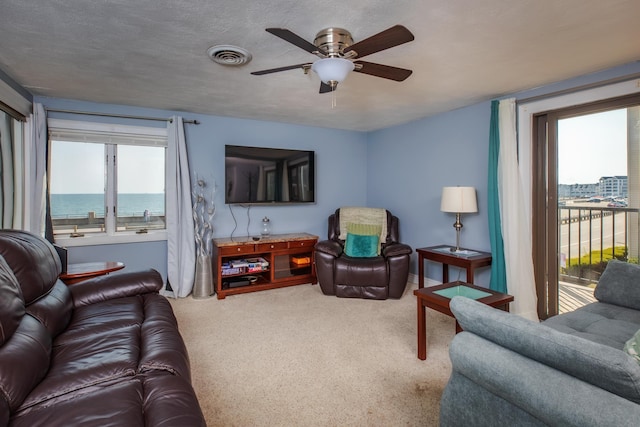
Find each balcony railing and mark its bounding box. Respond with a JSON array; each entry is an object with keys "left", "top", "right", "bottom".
[
  {"left": 52, "top": 213, "right": 166, "bottom": 236},
  {"left": 558, "top": 204, "right": 639, "bottom": 285}
]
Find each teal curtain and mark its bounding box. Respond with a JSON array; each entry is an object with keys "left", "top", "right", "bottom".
[{"left": 488, "top": 100, "right": 507, "bottom": 292}]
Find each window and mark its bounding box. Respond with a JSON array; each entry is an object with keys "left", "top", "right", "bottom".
[{"left": 48, "top": 119, "right": 167, "bottom": 245}]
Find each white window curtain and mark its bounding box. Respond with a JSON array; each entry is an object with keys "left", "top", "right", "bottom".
[
  {"left": 166, "top": 116, "right": 196, "bottom": 297},
  {"left": 25, "top": 103, "right": 47, "bottom": 235},
  {"left": 497, "top": 98, "right": 539, "bottom": 321},
  {"left": 0, "top": 110, "right": 22, "bottom": 228}
]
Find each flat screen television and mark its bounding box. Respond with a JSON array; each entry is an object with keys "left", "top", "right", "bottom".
[{"left": 225, "top": 145, "right": 315, "bottom": 205}]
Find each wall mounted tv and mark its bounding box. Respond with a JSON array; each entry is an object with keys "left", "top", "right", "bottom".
[{"left": 225, "top": 145, "right": 315, "bottom": 205}]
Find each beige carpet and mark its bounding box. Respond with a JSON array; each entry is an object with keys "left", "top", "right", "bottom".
[{"left": 169, "top": 282, "right": 455, "bottom": 427}]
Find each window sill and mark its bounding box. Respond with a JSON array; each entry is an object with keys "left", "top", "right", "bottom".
[{"left": 55, "top": 230, "right": 168, "bottom": 247}]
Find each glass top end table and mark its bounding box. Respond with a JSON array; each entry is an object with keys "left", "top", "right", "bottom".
[{"left": 413, "top": 281, "right": 513, "bottom": 360}]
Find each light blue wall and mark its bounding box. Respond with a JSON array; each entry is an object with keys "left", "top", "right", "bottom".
[
  {"left": 368, "top": 102, "right": 491, "bottom": 283},
  {"left": 27, "top": 60, "right": 640, "bottom": 286},
  {"left": 36, "top": 97, "right": 369, "bottom": 281}
]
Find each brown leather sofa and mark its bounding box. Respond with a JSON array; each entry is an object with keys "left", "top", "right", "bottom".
[
  {"left": 314, "top": 208, "right": 412, "bottom": 299},
  {"left": 0, "top": 230, "right": 205, "bottom": 426}
]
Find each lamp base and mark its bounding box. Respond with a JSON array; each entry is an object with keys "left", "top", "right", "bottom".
[{"left": 450, "top": 213, "right": 463, "bottom": 253}]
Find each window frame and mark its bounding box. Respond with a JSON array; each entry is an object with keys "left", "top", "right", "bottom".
[{"left": 48, "top": 118, "right": 168, "bottom": 247}]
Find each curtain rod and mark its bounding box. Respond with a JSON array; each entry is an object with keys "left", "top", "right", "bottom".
[
  {"left": 517, "top": 71, "right": 640, "bottom": 105},
  {"left": 44, "top": 108, "right": 200, "bottom": 124}
]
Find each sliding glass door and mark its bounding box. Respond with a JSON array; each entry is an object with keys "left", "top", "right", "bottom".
[{"left": 532, "top": 93, "right": 640, "bottom": 318}]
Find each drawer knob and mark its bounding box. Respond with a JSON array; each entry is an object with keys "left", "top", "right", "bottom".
[{"left": 270, "top": 245, "right": 274, "bottom": 248}]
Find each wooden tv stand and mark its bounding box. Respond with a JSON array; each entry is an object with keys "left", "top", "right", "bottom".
[{"left": 212, "top": 233, "right": 318, "bottom": 299}]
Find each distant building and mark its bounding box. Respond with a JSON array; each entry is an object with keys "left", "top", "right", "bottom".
[
  {"left": 558, "top": 183, "right": 598, "bottom": 198},
  {"left": 598, "top": 176, "right": 627, "bottom": 198},
  {"left": 558, "top": 176, "right": 627, "bottom": 199}
]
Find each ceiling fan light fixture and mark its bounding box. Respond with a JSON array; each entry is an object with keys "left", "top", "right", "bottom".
[{"left": 311, "top": 57, "right": 354, "bottom": 85}]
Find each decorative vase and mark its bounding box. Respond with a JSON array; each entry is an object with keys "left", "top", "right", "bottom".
[{"left": 192, "top": 254, "right": 214, "bottom": 299}]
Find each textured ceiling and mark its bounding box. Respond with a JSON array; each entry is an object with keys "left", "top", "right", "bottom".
[{"left": 1, "top": 0, "right": 639, "bottom": 131}]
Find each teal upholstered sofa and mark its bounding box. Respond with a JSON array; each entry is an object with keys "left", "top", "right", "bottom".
[{"left": 440, "top": 260, "right": 640, "bottom": 427}]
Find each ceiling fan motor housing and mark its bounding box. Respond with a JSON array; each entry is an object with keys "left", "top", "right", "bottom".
[{"left": 314, "top": 28, "right": 354, "bottom": 57}]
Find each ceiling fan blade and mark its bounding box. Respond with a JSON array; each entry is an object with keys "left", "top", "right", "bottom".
[
  {"left": 354, "top": 61, "right": 413, "bottom": 81},
  {"left": 265, "top": 28, "right": 327, "bottom": 56},
  {"left": 344, "top": 25, "right": 414, "bottom": 59},
  {"left": 250, "top": 63, "right": 310, "bottom": 75},
  {"left": 319, "top": 82, "right": 333, "bottom": 94}
]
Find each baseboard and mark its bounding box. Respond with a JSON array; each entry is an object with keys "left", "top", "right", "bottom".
[{"left": 408, "top": 273, "right": 440, "bottom": 288}]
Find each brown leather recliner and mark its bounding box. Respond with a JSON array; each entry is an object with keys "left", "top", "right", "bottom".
[{"left": 314, "top": 208, "right": 412, "bottom": 299}]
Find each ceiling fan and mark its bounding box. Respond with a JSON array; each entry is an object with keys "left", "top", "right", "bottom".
[{"left": 251, "top": 25, "right": 414, "bottom": 93}]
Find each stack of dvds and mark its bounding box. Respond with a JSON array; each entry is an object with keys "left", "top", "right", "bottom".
[{"left": 221, "top": 257, "right": 269, "bottom": 276}]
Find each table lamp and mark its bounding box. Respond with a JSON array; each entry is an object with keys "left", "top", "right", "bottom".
[{"left": 440, "top": 186, "right": 478, "bottom": 252}]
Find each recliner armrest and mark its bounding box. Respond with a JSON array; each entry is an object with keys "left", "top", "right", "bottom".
[
  {"left": 68, "top": 269, "right": 163, "bottom": 308},
  {"left": 314, "top": 240, "right": 343, "bottom": 258},
  {"left": 382, "top": 243, "right": 412, "bottom": 258}
]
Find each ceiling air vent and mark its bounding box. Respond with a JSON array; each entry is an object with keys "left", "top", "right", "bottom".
[{"left": 207, "top": 45, "right": 252, "bottom": 66}]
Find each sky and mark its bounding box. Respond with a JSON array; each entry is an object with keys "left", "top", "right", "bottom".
[
  {"left": 557, "top": 108, "right": 628, "bottom": 185},
  {"left": 50, "top": 142, "right": 165, "bottom": 194}
]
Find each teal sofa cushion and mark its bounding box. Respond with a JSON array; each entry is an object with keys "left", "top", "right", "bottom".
[
  {"left": 595, "top": 260, "right": 640, "bottom": 310},
  {"left": 344, "top": 233, "right": 379, "bottom": 258},
  {"left": 344, "top": 223, "right": 381, "bottom": 257}
]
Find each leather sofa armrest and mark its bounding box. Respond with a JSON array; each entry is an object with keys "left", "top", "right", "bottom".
[
  {"left": 68, "top": 269, "right": 163, "bottom": 308},
  {"left": 383, "top": 243, "right": 412, "bottom": 258},
  {"left": 315, "top": 240, "right": 343, "bottom": 258}
]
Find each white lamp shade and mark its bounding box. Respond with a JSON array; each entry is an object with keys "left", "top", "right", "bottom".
[
  {"left": 311, "top": 58, "right": 354, "bottom": 84},
  {"left": 441, "top": 186, "right": 478, "bottom": 213}
]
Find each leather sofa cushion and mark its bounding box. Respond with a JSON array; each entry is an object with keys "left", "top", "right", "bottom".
[
  {"left": 10, "top": 375, "right": 205, "bottom": 427},
  {"left": 142, "top": 374, "right": 206, "bottom": 427},
  {"left": 19, "top": 293, "right": 193, "bottom": 413},
  {"left": 138, "top": 294, "right": 191, "bottom": 380},
  {"left": 0, "top": 230, "right": 61, "bottom": 305},
  {"left": 0, "top": 398, "right": 9, "bottom": 427},
  {"left": 25, "top": 280, "right": 73, "bottom": 338},
  {"left": 0, "top": 255, "right": 24, "bottom": 346},
  {"left": 0, "top": 315, "right": 51, "bottom": 413},
  {"left": 19, "top": 296, "right": 151, "bottom": 412},
  {"left": 55, "top": 296, "right": 145, "bottom": 345},
  {"left": 10, "top": 378, "right": 146, "bottom": 427},
  {"left": 69, "top": 269, "right": 163, "bottom": 308},
  {"left": 20, "top": 323, "right": 140, "bottom": 411}
]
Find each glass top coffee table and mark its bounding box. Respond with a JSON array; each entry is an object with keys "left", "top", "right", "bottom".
[{"left": 413, "top": 280, "right": 514, "bottom": 360}]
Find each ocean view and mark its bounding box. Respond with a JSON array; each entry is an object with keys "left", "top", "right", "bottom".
[{"left": 51, "top": 193, "right": 165, "bottom": 219}]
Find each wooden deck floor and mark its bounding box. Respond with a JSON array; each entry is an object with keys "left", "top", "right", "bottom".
[{"left": 559, "top": 282, "right": 596, "bottom": 314}]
